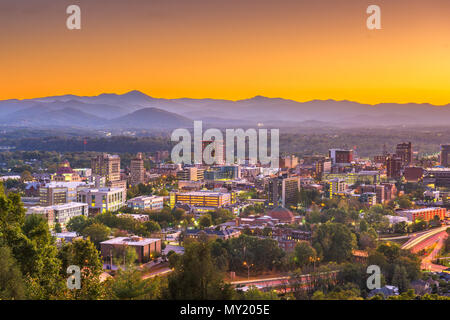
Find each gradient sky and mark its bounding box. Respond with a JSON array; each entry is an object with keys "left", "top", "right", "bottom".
[{"left": 1, "top": 0, "right": 450, "bottom": 104}]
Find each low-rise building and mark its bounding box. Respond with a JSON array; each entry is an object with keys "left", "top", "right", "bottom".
[
  {"left": 27, "top": 202, "right": 88, "bottom": 228},
  {"left": 398, "top": 207, "right": 447, "bottom": 222},
  {"left": 127, "top": 195, "right": 164, "bottom": 211},
  {"left": 100, "top": 236, "right": 161, "bottom": 263}
]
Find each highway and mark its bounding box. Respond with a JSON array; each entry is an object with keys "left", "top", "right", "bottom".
[{"left": 401, "top": 226, "right": 448, "bottom": 250}]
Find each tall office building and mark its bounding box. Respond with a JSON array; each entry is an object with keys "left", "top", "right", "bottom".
[
  {"left": 268, "top": 176, "right": 300, "bottom": 208},
  {"left": 395, "top": 142, "right": 412, "bottom": 167},
  {"left": 91, "top": 153, "right": 121, "bottom": 182},
  {"left": 441, "top": 145, "right": 450, "bottom": 167},
  {"left": 130, "top": 153, "right": 145, "bottom": 186},
  {"left": 386, "top": 155, "right": 403, "bottom": 179}
]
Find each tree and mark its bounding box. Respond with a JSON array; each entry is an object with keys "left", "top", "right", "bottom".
[
  {"left": 58, "top": 238, "right": 105, "bottom": 300},
  {"left": 165, "top": 239, "right": 233, "bottom": 300},
  {"left": 199, "top": 214, "right": 213, "bottom": 228},
  {"left": 20, "top": 170, "right": 33, "bottom": 182},
  {"left": 392, "top": 265, "right": 410, "bottom": 293},
  {"left": 81, "top": 223, "right": 111, "bottom": 248},
  {"left": 240, "top": 287, "right": 279, "bottom": 300},
  {"left": 312, "top": 222, "right": 356, "bottom": 263},
  {"left": 293, "top": 241, "right": 316, "bottom": 268},
  {"left": 54, "top": 222, "right": 62, "bottom": 233},
  {"left": 66, "top": 215, "right": 91, "bottom": 234},
  {"left": 0, "top": 246, "right": 26, "bottom": 300},
  {"left": 107, "top": 268, "right": 162, "bottom": 300}
]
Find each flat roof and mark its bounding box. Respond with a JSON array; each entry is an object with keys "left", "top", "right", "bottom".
[
  {"left": 100, "top": 237, "right": 160, "bottom": 246},
  {"left": 178, "top": 191, "right": 230, "bottom": 196}
]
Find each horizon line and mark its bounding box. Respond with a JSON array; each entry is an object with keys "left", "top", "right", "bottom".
[{"left": 2, "top": 90, "right": 450, "bottom": 107}]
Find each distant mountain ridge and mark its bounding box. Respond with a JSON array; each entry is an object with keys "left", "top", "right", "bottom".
[{"left": 1, "top": 90, "right": 449, "bottom": 129}]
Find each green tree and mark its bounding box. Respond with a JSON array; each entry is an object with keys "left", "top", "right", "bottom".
[
  {"left": 54, "top": 222, "right": 62, "bottom": 233},
  {"left": 312, "top": 222, "right": 356, "bottom": 263},
  {"left": 66, "top": 215, "right": 92, "bottom": 234},
  {"left": 165, "top": 239, "right": 232, "bottom": 300},
  {"left": 81, "top": 223, "right": 111, "bottom": 248},
  {"left": 0, "top": 246, "right": 26, "bottom": 300},
  {"left": 293, "top": 241, "right": 316, "bottom": 268},
  {"left": 199, "top": 214, "right": 213, "bottom": 228}
]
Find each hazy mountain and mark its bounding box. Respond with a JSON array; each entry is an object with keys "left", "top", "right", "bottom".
[
  {"left": 3, "top": 106, "right": 103, "bottom": 127},
  {"left": 1, "top": 90, "right": 450, "bottom": 129},
  {"left": 108, "top": 107, "right": 192, "bottom": 129}
]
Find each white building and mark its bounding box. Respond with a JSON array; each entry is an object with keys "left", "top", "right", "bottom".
[
  {"left": 77, "top": 187, "right": 125, "bottom": 214},
  {"left": 27, "top": 202, "right": 88, "bottom": 228},
  {"left": 127, "top": 195, "right": 164, "bottom": 211}
]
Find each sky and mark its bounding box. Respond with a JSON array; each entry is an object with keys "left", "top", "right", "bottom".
[{"left": 0, "top": 0, "right": 450, "bottom": 105}]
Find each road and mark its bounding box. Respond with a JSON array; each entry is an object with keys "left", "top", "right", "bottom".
[
  {"left": 400, "top": 226, "right": 448, "bottom": 272},
  {"left": 401, "top": 226, "right": 448, "bottom": 250},
  {"left": 420, "top": 231, "right": 448, "bottom": 272}
]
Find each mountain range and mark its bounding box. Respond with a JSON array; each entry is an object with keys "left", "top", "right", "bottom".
[{"left": 1, "top": 90, "right": 449, "bottom": 130}]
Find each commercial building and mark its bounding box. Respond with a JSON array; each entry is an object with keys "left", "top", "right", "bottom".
[
  {"left": 329, "top": 149, "right": 353, "bottom": 165},
  {"left": 423, "top": 168, "right": 450, "bottom": 188},
  {"left": 77, "top": 187, "right": 126, "bottom": 215},
  {"left": 91, "top": 153, "right": 121, "bottom": 182},
  {"left": 268, "top": 176, "right": 300, "bottom": 207},
  {"left": 387, "top": 155, "right": 403, "bottom": 179},
  {"left": 51, "top": 202, "right": 88, "bottom": 226},
  {"left": 328, "top": 178, "right": 347, "bottom": 199},
  {"left": 398, "top": 207, "right": 447, "bottom": 222},
  {"left": 395, "top": 142, "right": 412, "bottom": 167},
  {"left": 127, "top": 195, "right": 164, "bottom": 211},
  {"left": 39, "top": 181, "right": 88, "bottom": 206},
  {"left": 184, "top": 228, "right": 241, "bottom": 241},
  {"left": 280, "top": 155, "right": 299, "bottom": 169},
  {"left": 169, "top": 190, "right": 232, "bottom": 209},
  {"left": 359, "top": 185, "right": 386, "bottom": 204},
  {"left": 441, "top": 145, "right": 450, "bottom": 167},
  {"left": 129, "top": 153, "right": 145, "bottom": 186},
  {"left": 177, "top": 167, "right": 205, "bottom": 181},
  {"left": 27, "top": 202, "right": 88, "bottom": 228},
  {"left": 204, "top": 165, "right": 241, "bottom": 181},
  {"left": 359, "top": 192, "right": 377, "bottom": 207},
  {"left": 323, "top": 171, "right": 380, "bottom": 185},
  {"left": 100, "top": 236, "right": 161, "bottom": 263}
]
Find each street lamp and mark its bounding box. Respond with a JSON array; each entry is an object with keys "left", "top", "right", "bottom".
[{"left": 243, "top": 261, "right": 254, "bottom": 280}]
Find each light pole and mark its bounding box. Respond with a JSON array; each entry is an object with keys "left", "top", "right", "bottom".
[{"left": 243, "top": 261, "right": 253, "bottom": 280}]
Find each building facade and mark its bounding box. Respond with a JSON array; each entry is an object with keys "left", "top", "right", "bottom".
[{"left": 130, "top": 153, "right": 145, "bottom": 186}]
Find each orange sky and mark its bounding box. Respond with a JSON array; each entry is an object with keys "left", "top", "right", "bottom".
[{"left": 1, "top": 0, "right": 450, "bottom": 104}]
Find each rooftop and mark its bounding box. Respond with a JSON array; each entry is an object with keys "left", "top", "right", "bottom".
[{"left": 100, "top": 237, "right": 160, "bottom": 246}]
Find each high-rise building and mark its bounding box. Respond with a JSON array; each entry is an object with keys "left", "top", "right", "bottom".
[
  {"left": 280, "top": 155, "right": 299, "bottom": 169},
  {"left": 91, "top": 153, "right": 121, "bottom": 183},
  {"left": 329, "top": 149, "right": 353, "bottom": 165},
  {"left": 386, "top": 155, "right": 403, "bottom": 179},
  {"left": 395, "top": 142, "right": 412, "bottom": 167},
  {"left": 130, "top": 153, "right": 145, "bottom": 186},
  {"left": 268, "top": 176, "right": 300, "bottom": 207},
  {"left": 441, "top": 145, "right": 450, "bottom": 167}
]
